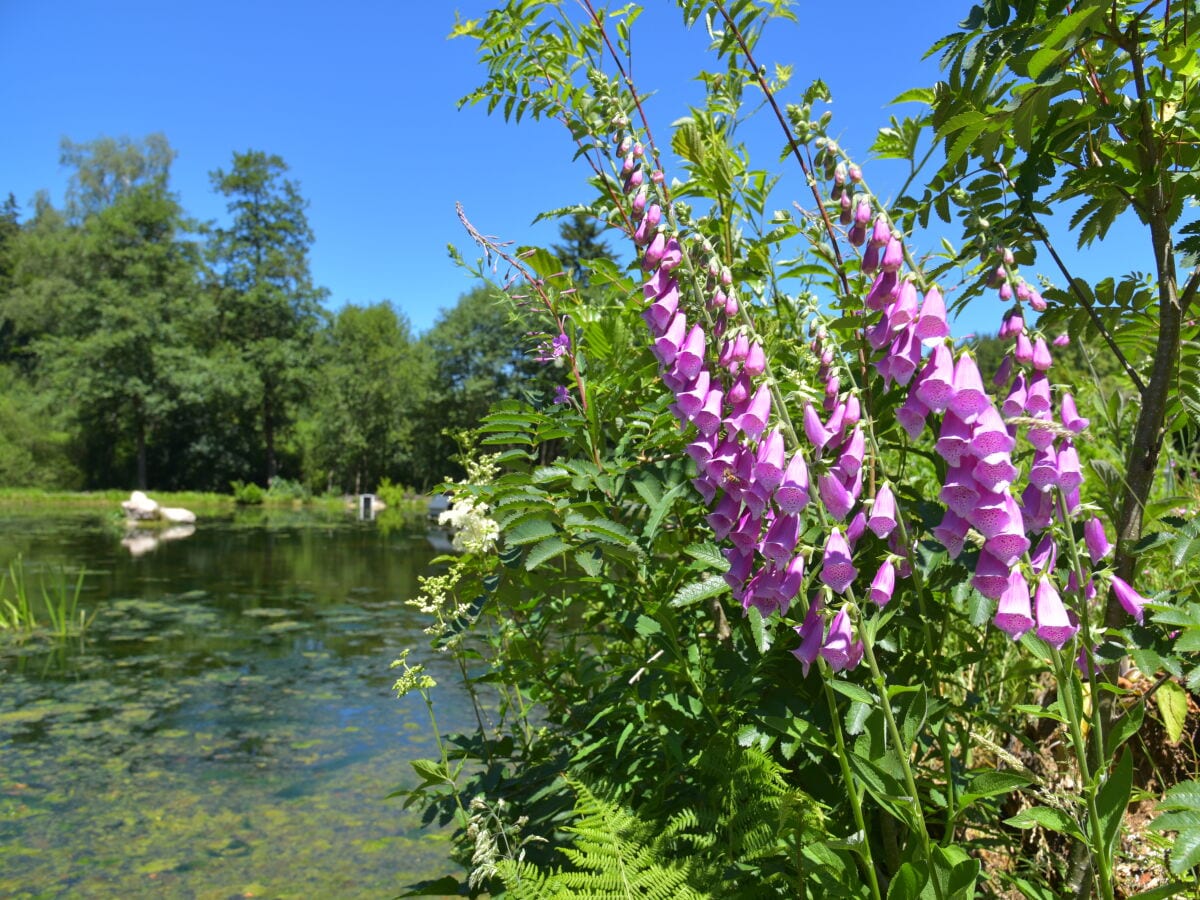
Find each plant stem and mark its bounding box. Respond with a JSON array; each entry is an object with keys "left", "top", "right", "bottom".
[
  {"left": 1051, "top": 649, "right": 1115, "bottom": 900},
  {"left": 820, "top": 670, "right": 884, "bottom": 900}
]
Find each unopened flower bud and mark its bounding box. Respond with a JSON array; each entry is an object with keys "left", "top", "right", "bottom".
[{"left": 848, "top": 163, "right": 862, "bottom": 183}]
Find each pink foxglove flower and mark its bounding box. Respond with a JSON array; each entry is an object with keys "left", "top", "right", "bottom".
[
  {"left": 652, "top": 312, "right": 687, "bottom": 367},
  {"left": 866, "top": 271, "right": 899, "bottom": 311},
  {"left": 870, "top": 559, "right": 896, "bottom": 607},
  {"left": 915, "top": 342, "right": 956, "bottom": 413},
  {"left": 820, "top": 607, "right": 862, "bottom": 672},
  {"left": 761, "top": 513, "right": 801, "bottom": 564},
  {"left": 1056, "top": 441, "right": 1083, "bottom": 495},
  {"left": 706, "top": 493, "right": 743, "bottom": 541},
  {"left": 870, "top": 214, "right": 891, "bottom": 248},
  {"left": 1060, "top": 392, "right": 1090, "bottom": 433},
  {"left": 728, "top": 383, "right": 771, "bottom": 441},
  {"left": 1026, "top": 413, "right": 1057, "bottom": 451},
  {"left": 992, "top": 353, "right": 1014, "bottom": 388},
  {"left": 845, "top": 511, "right": 868, "bottom": 550},
  {"left": 792, "top": 598, "right": 825, "bottom": 677},
  {"left": 818, "top": 472, "right": 855, "bottom": 521},
  {"left": 838, "top": 427, "right": 866, "bottom": 477},
  {"left": 1110, "top": 575, "right": 1147, "bottom": 625},
  {"left": 983, "top": 496, "right": 1031, "bottom": 566},
  {"left": 673, "top": 324, "right": 706, "bottom": 382},
  {"left": 896, "top": 392, "right": 929, "bottom": 441},
  {"left": 935, "top": 411, "right": 974, "bottom": 467},
  {"left": 948, "top": 353, "right": 990, "bottom": 422},
  {"left": 970, "top": 406, "right": 1016, "bottom": 460},
  {"left": 1031, "top": 336, "right": 1053, "bottom": 372},
  {"left": 775, "top": 452, "right": 811, "bottom": 514},
  {"left": 968, "top": 489, "right": 1012, "bottom": 539},
  {"left": 1001, "top": 373, "right": 1027, "bottom": 418},
  {"left": 753, "top": 429, "right": 786, "bottom": 491},
  {"left": 939, "top": 461, "right": 981, "bottom": 517},
  {"left": 915, "top": 286, "right": 950, "bottom": 345},
  {"left": 1084, "top": 517, "right": 1111, "bottom": 565},
  {"left": 1014, "top": 332, "right": 1034, "bottom": 365},
  {"left": 675, "top": 370, "right": 711, "bottom": 421},
  {"left": 693, "top": 386, "right": 725, "bottom": 436},
  {"left": 932, "top": 509, "right": 969, "bottom": 558},
  {"left": 972, "top": 550, "right": 1011, "bottom": 600},
  {"left": 881, "top": 235, "right": 904, "bottom": 272},
  {"left": 744, "top": 341, "right": 766, "bottom": 377},
  {"left": 819, "top": 528, "right": 857, "bottom": 594},
  {"left": 1025, "top": 372, "right": 1052, "bottom": 415},
  {"left": 887, "top": 279, "right": 919, "bottom": 332},
  {"left": 868, "top": 484, "right": 897, "bottom": 538},
  {"left": 1035, "top": 576, "right": 1077, "bottom": 648},
  {"left": 1028, "top": 446, "right": 1060, "bottom": 493},
  {"left": 803, "top": 403, "right": 834, "bottom": 450},
  {"left": 994, "top": 569, "right": 1034, "bottom": 640}
]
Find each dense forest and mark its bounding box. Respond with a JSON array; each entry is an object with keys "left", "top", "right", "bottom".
[{"left": 0, "top": 135, "right": 604, "bottom": 494}]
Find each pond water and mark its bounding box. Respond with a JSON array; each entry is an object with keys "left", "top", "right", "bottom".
[{"left": 0, "top": 507, "right": 470, "bottom": 899}]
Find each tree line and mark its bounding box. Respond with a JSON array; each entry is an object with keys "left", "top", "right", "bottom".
[{"left": 0, "top": 135, "right": 606, "bottom": 494}]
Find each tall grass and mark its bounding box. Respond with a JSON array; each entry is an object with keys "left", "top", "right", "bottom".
[{"left": 0, "top": 556, "right": 93, "bottom": 639}]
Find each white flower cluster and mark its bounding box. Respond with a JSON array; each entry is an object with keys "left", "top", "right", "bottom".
[{"left": 439, "top": 496, "right": 500, "bottom": 554}]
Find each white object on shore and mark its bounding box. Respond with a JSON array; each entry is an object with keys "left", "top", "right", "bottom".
[{"left": 120, "top": 491, "right": 196, "bottom": 524}]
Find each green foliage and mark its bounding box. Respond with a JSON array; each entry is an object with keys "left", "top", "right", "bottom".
[{"left": 230, "top": 480, "right": 264, "bottom": 506}]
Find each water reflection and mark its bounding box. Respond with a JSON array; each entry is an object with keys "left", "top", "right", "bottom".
[
  {"left": 121, "top": 523, "right": 196, "bottom": 557},
  {"left": 0, "top": 508, "right": 467, "bottom": 897}
]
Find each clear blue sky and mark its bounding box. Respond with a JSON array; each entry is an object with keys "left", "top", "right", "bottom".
[{"left": 0, "top": 1, "right": 1141, "bottom": 337}]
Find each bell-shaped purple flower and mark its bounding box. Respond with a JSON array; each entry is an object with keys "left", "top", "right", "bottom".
[
  {"left": 728, "top": 510, "right": 763, "bottom": 555},
  {"left": 992, "top": 353, "right": 1014, "bottom": 388},
  {"left": 691, "top": 475, "right": 717, "bottom": 506},
  {"left": 973, "top": 550, "right": 1011, "bottom": 600},
  {"left": 1084, "top": 517, "right": 1111, "bottom": 565},
  {"left": 968, "top": 489, "right": 1012, "bottom": 539},
  {"left": 1110, "top": 575, "right": 1147, "bottom": 625},
  {"left": 744, "top": 341, "right": 766, "bottom": 377},
  {"left": 728, "top": 383, "right": 771, "bottom": 441},
  {"left": 1061, "top": 392, "right": 1090, "bottom": 433},
  {"left": 983, "top": 495, "right": 1031, "bottom": 566},
  {"left": 792, "top": 597, "right": 825, "bottom": 677},
  {"left": 706, "top": 493, "right": 743, "bottom": 541},
  {"left": 1056, "top": 441, "right": 1083, "bottom": 496},
  {"left": 838, "top": 427, "right": 866, "bottom": 478},
  {"left": 868, "top": 484, "right": 898, "bottom": 538},
  {"left": 870, "top": 214, "right": 891, "bottom": 248},
  {"left": 846, "top": 511, "right": 868, "bottom": 551},
  {"left": 935, "top": 411, "right": 974, "bottom": 467},
  {"left": 949, "top": 353, "right": 990, "bottom": 422},
  {"left": 1025, "top": 372, "right": 1052, "bottom": 415},
  {"left": 886, "top": 279, "right": 919, "bottom": 332},
  {"left": 1015, "top": 331, "right": 1034, "bottom": 365},
  {"left": 1020, "top": 482, "right": 1055, "bottom": 532},
  {"left": 1030, "top": 532, "right": 1058, "bottom": 575},
  {"left": 754, "top": 429, "right": 786, "bottom": 492},
  {"left": 820, "top": 607, "right": 862, "bottom": 672},
  {"left": 727, "top": 370, "right": 752, "bottom": 407},
  {"left": 1001, "top": 372, "right": 1027, "bottom": 418},
  {"left": 1026, "top": 412, "right": 1057, "bottom": 451},
  {"left": 939, "top": 461, "right": 981, "bottom": 518},
  {"left": 777, "top": 556, "right": 805, "bottom": 612},
  {"left": 915, "top": 342, "right": 956, "bottom": 413},
  {"left": 1032, "top": 336, "right": 1053, "bottom": 372},
  {"left": 775, "top": 452, "right": 811, "bottom": 514},
  {"left": 673, "top": 324, "right": 706, "bottom": 382},
  {"left": 915, "top": 286, "right": 950, "bottom": 345},
  {"left": 819, "top": 528, "right": 857, "bottom": 594},
  {"left": 761, "top": 513, "right": 801, "bottom": 564},
  {"left": 970, "top": 406, "right": 1016, "bottom": 460},
  {"left": 723, "top": 546, "right": 754, "bottom": 590},
  {"left": 870, "top": 559, "right": 896, "bottom": 607},
  {"left": 933, "top": 509, "right": 969, "bottom": 558},
  {"left": 896, "top": 392, "right": 929, "bottom": 441},
  {"left": 865, "top": 270, "right": 898, "bottom": 311},
  {"left": 973, "top": 454, "right": 1019, "bottom": 493},
  {"left": 693, "top": 386, "right": 725, "bottom": 436},
  {"left": 881, "top": 235, "right": 904, "bottom": 272},
  {"left": 886, "top": 325, "right": 922, "bottom": 387},
  {"left": 804, "top": 402, "right": 834, "bottom": 451},
  {"left": 1028, "top": 446, "right": 1060, "bottom": 493},
  {"left": 1035, "top": 576, "right": 1077, "bottom": 648},
  {"left": 818, "top": 472, "right": 855, "bottom": 521},
  {"left": 652, "top": 311, "right": 687, "bottom": 367},
  {"left": 994, "top": 569, "right": 1034, "bottom": 640},
  {"left": 674, "top": 370, "right": 711, "bottom": 422}
]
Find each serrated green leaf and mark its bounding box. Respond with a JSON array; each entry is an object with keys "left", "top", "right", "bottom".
[
  {"left": 634, "top": 614, "right": 661, "bottom": 638},
  {"left": 506, "top": 517, "right": 556, "bottom": 546},
  {"left": 524, "top": 536, "right": 568, "bottom": 571},
  {"left": 683, "top": 542, "right": 728, "bottom": 571},
  {"left": 669, "top": 575, "right": 728, "bottom": 609}
]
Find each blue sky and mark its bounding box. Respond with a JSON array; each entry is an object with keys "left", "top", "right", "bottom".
[{"left": 0, "top": 1, "right": 1141, "bottom": 338}]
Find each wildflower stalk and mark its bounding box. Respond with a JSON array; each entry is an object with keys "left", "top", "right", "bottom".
[
  {"left": 1050, "top": 647, "right": 1115, "bottom": 900},
  {"left": 849, "top": 597, "right": 946, "bottom": 900},
  {"left": 819, "top": 667, "right": 883, "bottom": 900}
]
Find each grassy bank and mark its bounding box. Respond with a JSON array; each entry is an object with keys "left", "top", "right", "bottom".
[{"left": 0, "top": 488, "right": 433, "bottom": 517}]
